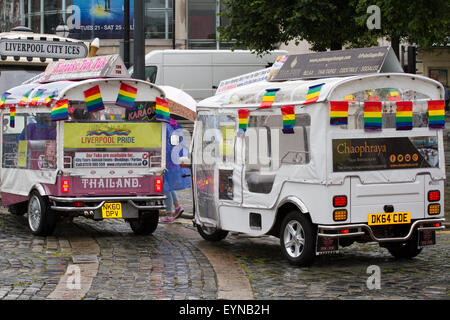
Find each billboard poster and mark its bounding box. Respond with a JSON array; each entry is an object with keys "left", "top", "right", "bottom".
[
  {"left": 332, "top": 136, "right": 439, "bottom": 172},
  {"left": 73, "top": 0, "right": 134, "bottom": 39}
]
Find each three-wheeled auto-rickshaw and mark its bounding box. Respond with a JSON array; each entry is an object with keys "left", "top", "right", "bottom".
[
  {"left": 185, "top": 48, "right": 446, "bottom": 266},
  {"left": 1, "top": 55, "right": 169, "bottom": 236}
]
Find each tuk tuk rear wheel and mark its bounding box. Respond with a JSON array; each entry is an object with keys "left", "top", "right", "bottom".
[
  {"left": 27, "top": 191, "right": 57, "bottom": 236},
  {"left": 196, "top": 224, "right": 228, "bottom": 242},
  {"left": 129, "top": 211, "right": 159, "bottom": 235},
  {"left": 280, "top": 211, "right": 316, "bottom": 266},
  {"left": 383, "top": 232, "right": 422, "bottom": 259}
]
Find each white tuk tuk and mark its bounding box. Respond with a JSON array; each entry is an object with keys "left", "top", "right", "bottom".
[
  {"left": 187, "top": 50, "right": 446, "bottom": 266},
  {"left": 0, "top": 55, "right": 172, "bottom": 236}
]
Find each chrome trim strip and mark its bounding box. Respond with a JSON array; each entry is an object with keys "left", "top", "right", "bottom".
[
  {"left": 318, "top": 218, "right": 445, "bottom": 242},
  {"left": 49, "top": 195, "right": 166, "bottom": 202}
]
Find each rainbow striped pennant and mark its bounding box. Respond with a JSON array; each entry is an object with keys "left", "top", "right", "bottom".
[
  {"left": 364, "top": 101, "right": 382, "bottom": 131},
  {"left": 329, "top": 101, "right": 349, "bottom": 125},
  {"left": 395, "top": 101, "right": 413, "bottom": 130},
  {"left": 428, "top": 100, "right": 445, "bottom": 129},
  {"left": 0, "top": 92, "right": 11, "bottom": 109},
  {"left": 259, "top": 88, "right": 279, "bottom": 109},
  {"left": 237, "top": 109, "right": 249, "bottom": 136},
  {"left": 281, "top": 105, "right": 295, "bottom": 134},
  {"left": 84, "top": 85, "right": 105, "bottom": 112},
  {"left": 51, "top": 99, "right": 69, "bottom": 121},
  {"left": 155, "top": 97, "right": 170, "bottom": 123}
]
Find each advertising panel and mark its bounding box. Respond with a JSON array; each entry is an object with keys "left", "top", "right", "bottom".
[
  {"left": 332, "top": 136, "right": 439, "bottom": 172},
  {"left": 64, "top": 122, "right": 161, "bottom": 149}
]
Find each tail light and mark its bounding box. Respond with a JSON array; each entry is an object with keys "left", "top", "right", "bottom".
[
  {"left": 333, "top": 195, "right": 347, "bottom": 207},
  {"left": 428, "top": 190, "right": 440, "bottom": 202},
  {"left": 62, "top": 179, "right": 70, "bottom": 193},
  {"left": 428, "top": 203, "right": 440, "bottom": 215},
  {"left": 333, "top": 209, "right": 347, "bottom": 221},
  {"left": 155, "top": 178, "right": 162, "bottom": 192}
]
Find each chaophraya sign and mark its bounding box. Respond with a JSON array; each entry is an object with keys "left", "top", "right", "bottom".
[{"left": 332, "top": 136, "right": 439, "bottom": 172}]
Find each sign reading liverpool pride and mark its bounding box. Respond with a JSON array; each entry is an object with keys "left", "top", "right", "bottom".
[
  {"left": 64, "top": 122, "right": 161, "bottom": 149},
  {"left": 40, "top": 54, "right": 128, "bottom": 83}
]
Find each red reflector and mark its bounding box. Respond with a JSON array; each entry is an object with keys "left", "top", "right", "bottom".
[
  {"left": 433, "top": 223, "right": 440, "bottom": 228},
  {"left": 74, "top": 202, "right": 84, "bottom": 207},
  {"left": 62, "top": 179, "right": 69, "bottom": 193},
  {"left": 155, "top": 178, "right": 162, "bottom": 192},
  {"left": 333, "top": 195, "right": 347, "bottom": 207},
  {"left": 340, "top": 229, "right": 350, "bottom": 234},
  {"left": 428, "top": 190, "right": 440, "bottom": 202}
]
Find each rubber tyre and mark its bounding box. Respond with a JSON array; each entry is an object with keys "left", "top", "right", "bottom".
[
  {"left": 196, "top": 224, "right": 228, "bottom": 242},
  {"left": 384, "top": 232, "right": 422, "bottom": 259},
  {"left": 279, "top": 211, "right": 316, "bottom": 267},
  {"left": 129, "top": 211, "right": 159, "bottom": 235},
  {"left": 8, "top": 202, "right": 28, "bottom": 216},
  {"left": 27, "top": 191, "right": 57, "bottom": 236}
]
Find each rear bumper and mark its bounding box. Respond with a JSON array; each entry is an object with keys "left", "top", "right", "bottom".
[
  {"left": 317, "top": 218, "right": 445, "bottom": 243},
  {"left": 48, "top": 195, "right": 167, "bottom": 212}
]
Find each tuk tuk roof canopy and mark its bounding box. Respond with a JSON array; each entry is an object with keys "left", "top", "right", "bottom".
[{"left": 199, "top": 73, "right": 444, "bottom": 110}]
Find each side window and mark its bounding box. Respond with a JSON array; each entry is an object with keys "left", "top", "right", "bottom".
[
  {"left": 145, "top": 66, "right": 158, "bottom": 83},
  {"left": 2, "top": 112, "right": 56, "bottom": 170},
  {"left": 244, "top": 113, "right": 310, "bottom": 194}
]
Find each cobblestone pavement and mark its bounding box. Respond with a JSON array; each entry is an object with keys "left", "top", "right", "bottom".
[{"left": 0, "top": 198, "right": 448, "bottom": 300}]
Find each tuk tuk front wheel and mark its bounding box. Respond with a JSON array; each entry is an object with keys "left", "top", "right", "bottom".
[
  {"left": 129, "top": 211, "right": 159, "bottom": 235},
  {"left": 27, "top": 191, "right": 57, "bottom": 236},
  {"left": 196, "top": 224, "right": 228, "bottom": 242},
  {"left": 280, "top": 211, "right": 316, "bottom": 267}
]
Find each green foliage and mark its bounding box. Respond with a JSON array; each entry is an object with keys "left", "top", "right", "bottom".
[{"left": 219, "top": 0, "right": 449, "bottom": 54}]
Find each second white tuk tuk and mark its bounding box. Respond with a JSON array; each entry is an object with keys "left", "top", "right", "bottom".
[
  {"left": 1, "top": 55, "right": 172, "bottom": 236},
  {"left": 187, "top": 65, "right": 446, "bottom": 266}
]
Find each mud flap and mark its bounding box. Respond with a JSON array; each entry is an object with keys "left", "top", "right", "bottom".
[
  {"left": 418, "top": 230, "right": 436, "bottom": 248},
  {"left": 316, "top": 235, "right": 339, "bottom": 255}
]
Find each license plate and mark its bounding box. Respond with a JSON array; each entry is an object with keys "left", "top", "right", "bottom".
[
  {"left": 102, "top": 202, "right": 122, "bottom": 219},
  {"left": 368, "top": 212, "right": 410, "bottom": 226}
]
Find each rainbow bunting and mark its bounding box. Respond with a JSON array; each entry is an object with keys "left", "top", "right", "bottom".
[
  {"left": 428, "top": 100, "right": 445, "bottom": 129},
  {"left": 84, "top": 85, "right": 105, "bottom": 112},
  {"left": 259, "top": 88, "right": 279, "bottom": 109},
  {"left": 237, "top": 109, "right": 249, "bottom": 136},
  {"left": 18, "top": 89, "right": 33, "bottom": 106},
  {"left": 116, "top": 83, "right": 137, "bottom": 109},
  {"left": 28, "top": 89, "right": 45, "bottom": 106},
  {"left": 304, "top": 83, "right": 324, "bottom": 104},
  {"left": 9, "top": 106, "right": 15, "bottom": 128},
  {"left": 330, "top": 101, "right": 349, "bottom": 125},
  {"left": 0, "top": 92, "right": 11, "bottom": 109},
  {"left": 51, "top": 99, "right": 69, "bottom": 121},
  {"left": 155, "top": 97, "right": 170, "bottom": 123},
  {"left": 364, "top": 101, "right": 382, "bottom": 131},
  {"left": 44, "top": 90, "right": 57, "bottom": 107},
  {"left": 396, "top": 101, "right": 413, "bottom": 130},
  {"left": 281, "top": 105, "right": 295, "bottom": 134}
]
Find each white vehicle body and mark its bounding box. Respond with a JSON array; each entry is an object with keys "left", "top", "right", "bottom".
[
  {"left": 191, "top": 72, "right": 446, "bottom": 265},
  {"left": 136, "top": 49, "right": 287, "bottom": 101}
]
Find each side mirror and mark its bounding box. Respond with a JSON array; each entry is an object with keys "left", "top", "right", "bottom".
[
  {"left": 179, "top": 156, "right": 191, "bottom": 168},
  {"left": 170, "top": 134, "right": 180, "bottom": 146}
]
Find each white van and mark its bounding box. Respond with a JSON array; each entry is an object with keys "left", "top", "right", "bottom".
[{"left": 131, "top": 50, "right": 287, "bottom": 101}]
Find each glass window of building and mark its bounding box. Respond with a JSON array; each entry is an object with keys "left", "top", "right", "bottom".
[{"left": 187, "top": 0, "right": 235, "bottom": 49}]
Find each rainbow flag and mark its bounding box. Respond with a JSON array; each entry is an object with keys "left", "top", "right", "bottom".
[
  {"left": 428, "top": 100, "right": 445, "bottom": 129},
  {"left": 18, "top": 89, "right": 33, "bottom": 106},
  {"left": 155, "top": 97, "right": 170, "bottom": 123},
  {"left": 364, "top": 101, "right": 382, "bottom": 131},
  {"left": 28, "top": 89, "right": 45, "bottom": 106},
  {"left": 9, "top": 106, "right": 15, "bottom": 128},
  {"left": 84, "top": 85, "right": 104, "bottom": 112},
  {"left": 51, "top": 99, "right": 69, "bottom": 121},
  {"left": 396, "top": 101, "right": 413, "bottom": 130},
  {"left": 238, "top": 109, "right": 249, "bottom": 136},
  {"left": 304, "top": 83, "right": 324, "bottom": 104},
  {"left": 330, "top": 101, "right": 349, "bottom": 125},
  {"left": 259, "top": 88, "right": 279, "bottom": 109},
  {"left": 281, "top": 105, "right": 295, "bottom": 134},
  {"left": 116, "top": 83, "right": 137, "bottom": 109},
  {"left": 0, "top": 92, "right": 11, "bottom": 109},
  {"left": 44, "top": 90, "right": 57, "bottom": 107}
]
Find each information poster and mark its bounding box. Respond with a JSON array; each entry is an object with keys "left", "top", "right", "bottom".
[
  {"left": 332, "top": 136, "right": 439, "bottom": 172},
  {"left": 74, "top": 152, "right": 149, "bottom": 168}
]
